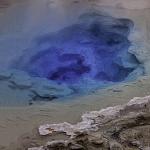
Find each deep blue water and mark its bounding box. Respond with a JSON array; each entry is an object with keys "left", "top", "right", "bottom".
[{"left": 14, "top": 13, "right": 141, "bottom": 92}]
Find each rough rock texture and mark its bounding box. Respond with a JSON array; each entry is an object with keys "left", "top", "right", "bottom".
[
  {"left": 28, "top": 96, "right": 150, "bottom": 150},
  {"left": 0, "top": 69, "right": 73, "bottom": 106}
]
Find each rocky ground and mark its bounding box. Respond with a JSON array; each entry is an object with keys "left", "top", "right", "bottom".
[{"left": 6, "top": 96, "right": 150, "bottom": 150}]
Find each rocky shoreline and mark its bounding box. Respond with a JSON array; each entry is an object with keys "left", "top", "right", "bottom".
[{"left": 14, "top": 95, "right": 150, "bottom": 150}]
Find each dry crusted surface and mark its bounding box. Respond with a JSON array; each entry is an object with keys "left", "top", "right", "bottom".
[{"left": 6, "top": 96, "right": 150, "bottom": 150}]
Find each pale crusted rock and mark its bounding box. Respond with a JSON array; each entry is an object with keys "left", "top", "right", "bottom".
[
  {"left": 39, "top": 96, "right": 145, "bottom": 137},
  {"left": 29, "top": 96, "right": 150, "bottom": 150},
  {"left": 39, "top": 122, "right": 76, "bottom": 137},
  {"left": 127, "top": 96, "right": 150, "bottom": 106},
  {"left": 38, "top": 96, "right": 150, "bottom": 138}
]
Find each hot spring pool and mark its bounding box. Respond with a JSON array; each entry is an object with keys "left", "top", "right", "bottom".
[
  {"left": 0, "top": 12, "right": 144, "bottom": 106},
  {"left": 13, "top": 12, "right": 143, "bottom": 91}
]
